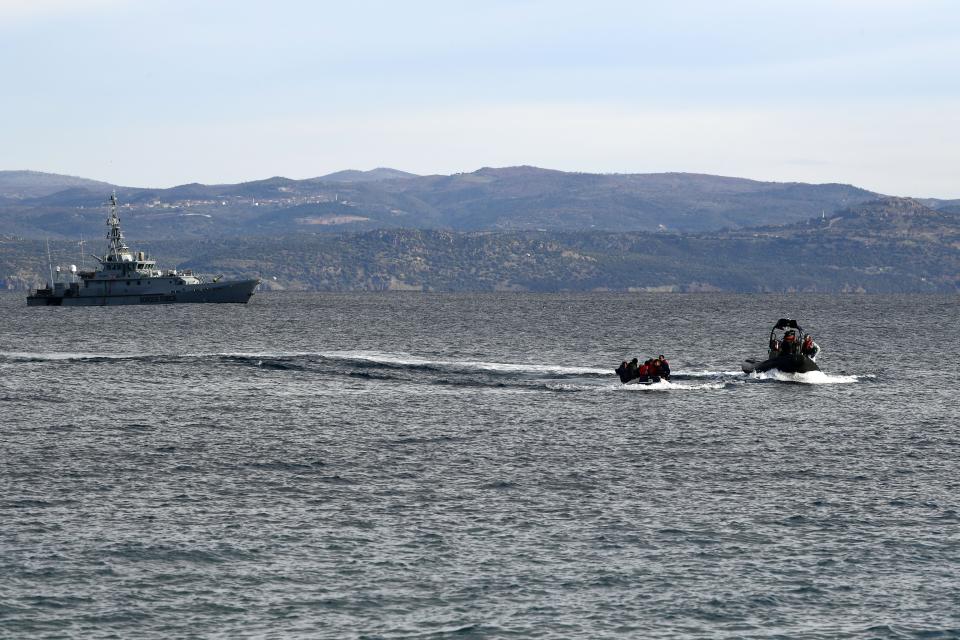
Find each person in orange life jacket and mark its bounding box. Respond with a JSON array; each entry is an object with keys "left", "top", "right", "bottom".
[
  {"left": 657, "top": 355, "right": 671, "bottom": 380},
  {"left": 647, "top": 358, "right": 660, "bottom": 378},
  {"left": 781, "top": 330, "right": 798, "bottom": 355},
  {"left": 801, "top": 335, "right": 820, "bottom": 361},
  {"left": 638, "top": 359, "right": 651, "bottom": 380}
]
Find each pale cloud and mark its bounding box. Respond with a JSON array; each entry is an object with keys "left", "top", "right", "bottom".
[
  {"left": 1, "top": 1, "right": 957, "bottom": 195},
  {"left": 16, "top": 101, "right": 957, "bottom": 198},
  {"left": 0, "top": 0, "right": 123, "bottom": 20}
]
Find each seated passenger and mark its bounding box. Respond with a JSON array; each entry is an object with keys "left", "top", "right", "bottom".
[
  {"left": 657, "top": 355, "right": 671, "bottom": 380},
  {"left": 638, "top": 360, "right": 651, "bottom": 381},
  {"left": 615, "top": 360, "right": 630, "bottom": 383},
  {"left": 626, "top": 358, "right": 640, "bottom": 381},
  {"left": 648, "top": 358, "right": 661, "bottom": 378},
  {"left": 781, "top": 330, "right": 797, "bottom": 355}
]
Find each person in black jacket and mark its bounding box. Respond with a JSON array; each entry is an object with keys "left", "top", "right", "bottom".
[
  {"left": 615, "top": 360, "right": 630, "bottom": 383},
  {"left": 616, "top": 358, "right": 641, "bottom": 383}
]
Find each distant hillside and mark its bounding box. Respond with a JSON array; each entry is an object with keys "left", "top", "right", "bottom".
[
  {"left": 0, "top": 170, "right": 114, "bottom": 199},
  {"left": 377, "top": 167, "right": 879, "bottom": 232},
  {"left": 731, "top": 197, "right": 960, "bottom": 243},
  {"left": 916, "top": 197, "right": 960, "bottom": 211},
  {"left": 934, "top": 203, "right": 960, "bottom": 215},
  {"left": 2, "top": 198, "right": 956, "bottom": 293},
  {"left": 0, "top": 166, "right": 880, "bottom": 239},
  {"left": 315, "top": 168, "right": 420, "bottom": 182}
]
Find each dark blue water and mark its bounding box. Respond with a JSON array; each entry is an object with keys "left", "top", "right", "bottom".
[{"left": 2, "top": 292, "right": 958, "bottom": 638}]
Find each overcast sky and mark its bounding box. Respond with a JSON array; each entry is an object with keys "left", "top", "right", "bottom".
[{"left": 1, "top": 0, "right": 958, "bottom": 196}]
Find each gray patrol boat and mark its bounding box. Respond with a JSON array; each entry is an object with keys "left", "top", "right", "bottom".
[{"left": 27, "top": 194, "right": 260, "bottom": 306}]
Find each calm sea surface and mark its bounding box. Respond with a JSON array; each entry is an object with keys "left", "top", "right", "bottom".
[{"left": 1, "top": 292, "right": 958, "bottom": 639}]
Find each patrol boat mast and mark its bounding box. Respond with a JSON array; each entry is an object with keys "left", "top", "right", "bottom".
[{"left": 103, "top": 192, "right": 133, "bottom": 265}]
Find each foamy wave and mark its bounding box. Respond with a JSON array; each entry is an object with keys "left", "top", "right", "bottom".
[
  {"left": 676, "top": 369, "right": 744, "bottom": 378},
  {"left": 464, "top": 360, "right": 610, "bottom": 375},
  {"left": 750, "top": 369, "right": 860, "bottom": 384},
  {"left": 198, "top": 350, "right": 312, "bottom": 359},
  {"left": 319, "top": 350, "right": 611, "bottom": 375},
  {"left": 541, "top": 379, "right": 728, "bottom": 392},
  {"left": 8, "top": 349, "right": 863, "bottom": 387},
  {"left": 0, "top": 348, "right": 611, "bottom": 375},
  {"left": 618, "top": 379, "right": 728, "bottom": 391}
]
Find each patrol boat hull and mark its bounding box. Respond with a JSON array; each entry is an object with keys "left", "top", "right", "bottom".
[{"left": 27, "top": 279, "right": 259, "bottom": 306}]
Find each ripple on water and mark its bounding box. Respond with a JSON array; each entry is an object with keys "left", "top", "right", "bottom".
[{"left": 1, "top": 292, "right": 957, "bottom": 638}]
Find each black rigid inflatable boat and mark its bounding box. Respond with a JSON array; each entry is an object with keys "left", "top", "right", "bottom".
[{"left": 742, "top": 318, "right": 820, "bottom": 374}]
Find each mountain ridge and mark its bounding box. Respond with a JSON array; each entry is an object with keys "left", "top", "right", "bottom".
[
  {"left": 0, "top": 170, "right": 114, "bottom": 199},
  {"left": 315, "top": 168, "right": 421, "bottom": 182},
  {"left": 0, "top": 166, "right": 891, "bottom": 238}
]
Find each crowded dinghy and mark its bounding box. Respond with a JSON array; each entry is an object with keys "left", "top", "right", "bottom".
[
  {"left": 615, "top": 355, "right": 671, "bottom": 384},
  {"left": 742, "top": 318, "right": 821, "bottom": 374}
]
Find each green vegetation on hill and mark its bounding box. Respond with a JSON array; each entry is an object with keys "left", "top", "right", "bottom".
[{"left": 3, "top": 198, "right": 956, "bottom": 293}]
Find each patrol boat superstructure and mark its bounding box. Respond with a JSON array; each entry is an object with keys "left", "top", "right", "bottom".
[{"left": 27, "top": 194, "right": 259, "bottom": 306}]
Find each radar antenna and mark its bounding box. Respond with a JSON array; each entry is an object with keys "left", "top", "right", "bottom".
[{"left": 105, "top": 191, "right": 131, "bottom": 263}]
